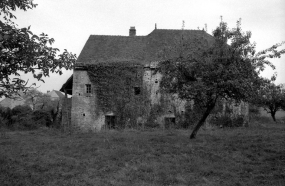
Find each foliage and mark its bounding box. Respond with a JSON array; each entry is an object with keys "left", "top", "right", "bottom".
[
  {"left": 32, "top": 109, "right": 52, "bottom": 127},
  {"left": 251, "top": 80, "right": 285, "bottom": 122},
  {"left": 22, "top": 88, "right": 43, "bottom": 110},
  {"left": 11, "top": 104, "right": 31, "bottom": 116},
  {"left": 0, "top": 106, "right": 11, "bottom": 128},
  {"left": 86, "top": 61, "right": 150, "bottom": 128},
  {"left": 249, "top": 104, "right": 260, "bottom": 115},
  {"left": 0, "top": 0, "right": 77, "bottom": 98},
  {"left": 159, "top": 20, "right": 285, "bottom": 138},
  {"left": 10, "top": 105, "right": 32, "bottom": 129},
  {"left": 0, "top": 104, "right": 53, "bottom": 130},
  {"left": 210, "top": 115, "right": 244, "bottom": 128},
  {"left": 0, "top": 105, "right": 11, "bottom": 120},
  {"left": 23, "top": 88, "right": 58, "bottom": 111}
]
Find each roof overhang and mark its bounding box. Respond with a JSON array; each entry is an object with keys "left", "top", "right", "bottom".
[{"left": 60, "top": 75, "right": 73, "bottom": 95}]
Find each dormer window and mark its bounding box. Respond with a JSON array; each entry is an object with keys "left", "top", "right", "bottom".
[
  {"left": 86, "top": 84, "right": 91, "bottom": 93},
  {"left": 134, "top": 87, "right": 141, "bottom": 95}
]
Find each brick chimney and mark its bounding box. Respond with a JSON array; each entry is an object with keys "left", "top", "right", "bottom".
[{"left": 129, "top": 26, "right": 136, "bottom": 36}]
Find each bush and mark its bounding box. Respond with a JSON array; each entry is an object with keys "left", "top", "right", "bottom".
[
  {"left": 0, "top": 106, "right": 12, "bottom": 128},
  {"left": 32, "top": 110, "right": 52, "bottom": 127},
  {"left": 12, "top": 105, "right": 32, "bottom": 116},
  {"left": 12, "top": 114, "right": 37, "bottom": 130},
  {"left": 211, "top": 115, "right": 244, "bottom": 128},
  {"left": 8, "top": 105, "right": 53, "bottom": 130}
]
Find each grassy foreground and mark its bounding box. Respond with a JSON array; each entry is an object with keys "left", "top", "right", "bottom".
[{"left": 0, "top": 124, "right": 284, "bottom": 186}]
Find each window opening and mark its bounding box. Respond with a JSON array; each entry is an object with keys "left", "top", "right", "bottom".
[
  {"left": 134, "top": 87, "right": 141, "bottom": 95},
  {"left": 86, "top": 84, "right": 91, "bottom": 93},
  {"left": 155, "top": 79, "right": 158, "bottom": 83},
  {"left": 105, "top": 116, "right": 116, "bottom": 129}
]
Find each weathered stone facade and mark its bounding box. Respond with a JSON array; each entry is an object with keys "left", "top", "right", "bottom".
[
  {"left": 67, "top": 62, "right": 188, "bottom": 131},
  {"left": 60, "top": 26, "right": 249, "bottom": 131}
]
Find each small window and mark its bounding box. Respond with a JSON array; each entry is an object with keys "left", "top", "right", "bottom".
[
  {"left": 155, "top": 79, "right": 158, "bottom": 83},
  {"left": 134, "top": 87, "right": 141, "bottom": 95},
  {"left": 86, "top": 84, "right": 91, "bottom": 93},
  {"left": 105, "top": 116, "right": 116, "bottom": 129}
]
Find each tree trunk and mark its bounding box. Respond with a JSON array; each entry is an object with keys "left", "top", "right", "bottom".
[
  {"left": 190, "top": 102, "right": 216, "bottom": 139},
  {"left": 270, "top": 112, "right": 276, "bottom": 122}
]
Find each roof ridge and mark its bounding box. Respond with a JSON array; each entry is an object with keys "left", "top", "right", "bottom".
[
  {"left": 155, "top": 28, "right": 202, "bottom": 31},
  {"left": 90, "top": 35, "right": 145, "bottom": 37}
]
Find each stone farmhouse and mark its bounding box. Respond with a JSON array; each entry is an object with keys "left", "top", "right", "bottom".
[{"left": 60, "top": 26, "right": 249, "bottom": 131}]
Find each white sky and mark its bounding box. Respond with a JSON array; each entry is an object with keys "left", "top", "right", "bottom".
[{"left": 10, "top": 0, "right": 285, "bottom": 93}]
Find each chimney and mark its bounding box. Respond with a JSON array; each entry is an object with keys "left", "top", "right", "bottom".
[{"left": 129, "top": 26, "right": 136, "bottom": 36}]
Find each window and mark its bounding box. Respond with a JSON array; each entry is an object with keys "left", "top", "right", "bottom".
[
  {"left": 86, "top": 84, "right": 91, "bottom": 93},
  {"left": 105, "top": 116, "right": 116, "bottom": 129},
  {"left": 134, "top": 87, "right": 141, "bottom": 95}
]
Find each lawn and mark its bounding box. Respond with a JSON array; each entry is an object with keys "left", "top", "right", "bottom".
[{"left": 0, "top": 124, "right": 284, "bottom": 186}]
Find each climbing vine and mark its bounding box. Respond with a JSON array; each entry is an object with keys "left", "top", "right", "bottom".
[{"left": 86, "top": 61, "right": 150, "bottom": 127}]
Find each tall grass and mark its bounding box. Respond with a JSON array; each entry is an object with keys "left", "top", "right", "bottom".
[{"left": 0, "top": 124, "right": 284, "bottom": 186}]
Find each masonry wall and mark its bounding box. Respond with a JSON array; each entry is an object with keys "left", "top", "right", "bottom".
[
  {"left": 143, "top": 65, "right": 187, "bottom": 128},
  {"left": 71, "top": 64, "right": 249, "bottom": 131},
  {"left": 61, "top": 98, "right": 72, "bottom": 131},
  {"left": 71, "top": 70, "right": 103, "bottom": 131}
]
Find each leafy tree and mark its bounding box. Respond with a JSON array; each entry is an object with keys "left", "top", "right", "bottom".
[
  {"left": 159, "top": 20, "right": 285, "bottom": 139},
  {"left": 0, "top": 0, "right": 76, "bottom": 98},
  {"left": 253, "top": 80, "right": 285, "bottom": 122},
  {"left": 23, "top": 88, "right": 42, "bottom": 110}
]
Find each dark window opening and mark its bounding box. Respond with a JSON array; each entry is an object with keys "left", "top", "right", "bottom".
[
  {"left": 86, "top": 84, "right": 91, "bottom": 93},
  {"left": 155, "top": 79, "right": 158, "bottom": 83},
  {"left": 134, "top": 87, "right": 141, "bottom": 95},
  {"left": 83, "top": 113, "right": 85, "bottom": 116},
  {"left": 165, "top": 117, "right": 176, "bottom": 129},
  {"left": 105, "top": 116, "right": 116, "bottom": 129}
]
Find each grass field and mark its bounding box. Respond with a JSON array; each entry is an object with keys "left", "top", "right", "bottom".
[{"left": 0, "top": 124, "right": 285, "bottom": 186}]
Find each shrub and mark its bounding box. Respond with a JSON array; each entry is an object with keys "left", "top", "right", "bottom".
[
  {"left": 211, "top": 115, "right": 244, "bottom": 128},
  {"left": 0, "top": 106, "right": 12, "bottom": 127},
  {"left": 9, "top": 105, "right": 52, "bottom": 130},
  {"left": 12, "top": 105, "right": 32, "bottom": 116},
  {"left": 32, "top": 110, "right": 52, "bottom": 127}
]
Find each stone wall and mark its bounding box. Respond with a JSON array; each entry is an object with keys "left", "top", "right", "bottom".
[
  {"left": 70, "top": 63, "right": 249, "bottom": 131},
  {"left": 143, "top": 63, "right": 187, "bottom": 128},
  {"left": 70, "top": 62, "right": 189, "bottom": 131},
  {"left": 61, "top": 98, "right": 72, "bottom": 131},
  {"left": 71, "top": 70, "right": 102, "bottom": 131}
]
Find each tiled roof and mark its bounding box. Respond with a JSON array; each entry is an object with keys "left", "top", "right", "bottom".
[
  {"left": 52, "top": 90, "right": 65, "bottom": 98},
  {"left": 77, "top": 29, "right": 214, "bottom": 64}
]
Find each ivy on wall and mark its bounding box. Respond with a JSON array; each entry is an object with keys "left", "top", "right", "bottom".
[{"left": 86, "top": 61, "right": 150, "bottom": 127}]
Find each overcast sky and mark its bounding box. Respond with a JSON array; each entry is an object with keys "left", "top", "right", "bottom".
[{"left": 11, "top": 0, "right": 285, "bottom": 93}]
